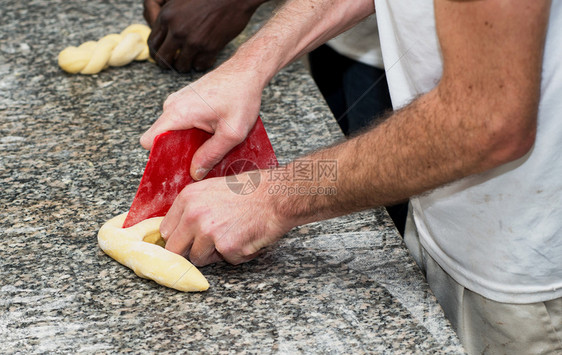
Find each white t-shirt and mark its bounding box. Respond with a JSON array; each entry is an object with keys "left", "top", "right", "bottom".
[
  {"left": 326, "top": 15, "right": 384, "bottom": 69},
  {"left": 375, "top": 0, "right": 562, "bottom": 303}
]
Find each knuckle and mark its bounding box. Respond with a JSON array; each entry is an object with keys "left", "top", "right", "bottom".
[
  {"left": 221, "top": 126, "right": 245, "bottom": 145},
  {"left": 175, "top": 60, "right": 191, "bottom": 73},
  {"left": 229, "top": 258, "right": 244, "bottom": 266},
  {"left": 171, "top": 30, "right": 188, "bottom": 42},
  {"left": 215, "top": 236, "right": 256, "bottom": 265},
  {"left": 177, "top": 188, "right": 191, "bottom": 205},
  {"left": 198, "top": 224, "right": 214, "bottom": 239},
  {"left": 184, "top": 36, "right": 206, "bottom": 50},
  {"left": 163, "top": 93, "right": 177, "bottom": 109},
  {"left": 214, "top": 239, "right": 235, "bottom": 258},
  {"left": 167, "top": 30, "right": 179, "bottom": 41},
  {"left": 240, "top": 245, "right": 257, "bottom": 258},
  {"left": 189, "top": 248, "right": 205, "bottom": 266},
  {"left": 190, "top": 257, "right": 205, "bottom": 267},
  {"left": 159, "top": 8, "right": 173, "bottom": 24}
]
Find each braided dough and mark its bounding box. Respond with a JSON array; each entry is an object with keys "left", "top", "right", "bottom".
[
  {"left": 98, "top": 213, "right": 209, "bottom": 292},
  {"left": 58, "top": 24, "right": 151, "bottom": 74}
]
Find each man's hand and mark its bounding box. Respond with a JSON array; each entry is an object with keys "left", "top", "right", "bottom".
[
  {"left": 145, "top": 0, "right": 266, "bottom": 72},
  {"left": 160, "top": 172, "right": 291, "bottom": 266},
  {"left": 140, "top": 64, "right": 263, "bottom": 180}
]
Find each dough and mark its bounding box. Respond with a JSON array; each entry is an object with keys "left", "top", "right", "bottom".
[
  {"left": 58, "top": 24, "right": 151, "bottom": 74},
  {"left": 98, "top": 213, "right": 209, "bottom": 292}
]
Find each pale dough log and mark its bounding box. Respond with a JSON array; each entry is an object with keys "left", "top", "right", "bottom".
[
  {"left": 58, "top": 24, "right": 152, "bottom": 74},
  {"left": 98, "top": 212, "right": 210, "bottom": 292}
]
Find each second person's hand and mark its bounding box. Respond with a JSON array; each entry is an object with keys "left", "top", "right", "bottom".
[
  {"left": 147, "top": 0, "right": 267, "bottom": 72},
  {"left": 143, "top": 0, "right": 166, "bottom": 27}
]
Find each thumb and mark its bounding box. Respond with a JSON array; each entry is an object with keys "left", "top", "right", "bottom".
[
  {"left": 140, "top": 104, "right": 192, "bottom": 150},
  {"left": 190, "top": 129, "right": 245, "bottom": 180},
  {"left": 140, "top": 129, "right": 157, "bottom": 150}
]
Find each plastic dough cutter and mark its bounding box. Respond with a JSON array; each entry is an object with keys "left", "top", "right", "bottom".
[{"left": 123, "top": 117, "right": 278, "bottom": 228}]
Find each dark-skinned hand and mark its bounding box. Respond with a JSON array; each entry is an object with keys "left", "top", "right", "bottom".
[
  {"left": 143, "top": 0, "right": 266, "bottom": 72},
  {"left": 143, "top": 0, "right": 166, "bottom": 27}
]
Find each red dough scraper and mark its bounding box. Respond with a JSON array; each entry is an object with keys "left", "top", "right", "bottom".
[{"left": 123, "top": 117, "right": 278, "bottom": 228}]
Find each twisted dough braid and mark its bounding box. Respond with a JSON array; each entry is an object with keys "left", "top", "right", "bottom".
[
  {"left": 58, "top": 24, "right": 152, "bottom": 74},
  {"left": 97, "top": 213, "right": 210, "bottom": 292}
]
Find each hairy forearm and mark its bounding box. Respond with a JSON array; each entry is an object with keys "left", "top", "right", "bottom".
[
  {"left": 221, "top": 0, "right": 375, "bottom": 86},
  {"left": 265, "top": 82, "right": 538, "bottom": 228},
  {"left": 264, "top": 91, "right": 455, "bottom": 226}
]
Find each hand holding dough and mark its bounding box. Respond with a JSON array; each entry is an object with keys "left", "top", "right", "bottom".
[
  {"left": 58, "top": 24, "right": 152, "bottom": 74},
  {"left": 98, "top": 213, "right": 209, "bottom": 292}
]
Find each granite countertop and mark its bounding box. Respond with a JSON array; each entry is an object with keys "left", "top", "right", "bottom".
[{"left": 0, "top": 0, "right": 464, "bottom": 353}]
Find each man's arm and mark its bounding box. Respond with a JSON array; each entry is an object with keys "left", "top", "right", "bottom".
[
  {"left": 158, "top": 0, "right": 551, "bottom": 266},
  {"left": 272, "top": 0, "right": 550, "bottom": 226}
]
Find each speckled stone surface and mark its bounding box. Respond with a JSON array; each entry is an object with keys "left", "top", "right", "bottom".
[{"left": 0, "top": 0, "right": 465, "bottom": 353}]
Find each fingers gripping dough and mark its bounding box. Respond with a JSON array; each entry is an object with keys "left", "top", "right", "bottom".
[
  {"left": 58, "top": 24, "right": 152, "bottom": 74},
  {"left": 98, "top": 213, "right": 209, "bottom": 292}
]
